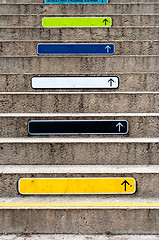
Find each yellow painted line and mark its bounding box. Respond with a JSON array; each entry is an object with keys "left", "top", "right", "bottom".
[
  {"left": 1, "top": 203, "right": 159, "bottom": 208},
  {"left": 42, "top": 17, "right": 112, "bottom": 28},
  {"left": 18, "top": 178, "right": 136, "bottom": 195}
]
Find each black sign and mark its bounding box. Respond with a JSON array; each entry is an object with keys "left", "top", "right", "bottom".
[{"left": 28, "top": 120, "right": 129, "bottom": 135}]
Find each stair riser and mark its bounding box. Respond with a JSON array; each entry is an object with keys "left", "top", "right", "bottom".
[
  {"left": 0, "top": 208, "right": 159, "bottom": 234},
  {"left": 1, "top": 15, "right": 158, "bottom": 27},
  {"left": 1, "top": 56, "right": 159, "bottom": 74},
  {"left": 0, "top": 0, "right": 157, "bottom": 3},
  {"left": 1, "top": 142, "right": 158, "bottom": 165},
  {"left": 0, "top": 94, "right": 158, "bottom": 113},
  {"left": 1, "top": 172, "right": 159, "bottom": 197},
  {"left": 0, "top": 28, "right": 158, "bottom": 41},
  {"left": 0, "top": 4, "right": 158, "bottom": 15},
  {"left": 0, "top": 116, "right": 158, "bottom": 138},
  {"left": 1, "top": 74, "right": 158, "bottom": 92},
  {"left": 1, "top": 41, "right": 159, "bottom": 56}
]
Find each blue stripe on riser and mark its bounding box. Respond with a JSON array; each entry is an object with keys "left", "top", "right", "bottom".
[
  {"left": 45, "top": 0, "right": 108, "bottom": 3},
  {"left": 37, "top": 44, "right": 115, "bottom": 55}
]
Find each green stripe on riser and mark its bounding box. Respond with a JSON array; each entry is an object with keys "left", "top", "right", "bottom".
[
  {"left": 0, "top": 73, "right": 158, "bottom": 92},
  {"left": 0, "top": 56, "right": 159, "bottom": 74},
  {"left": 0, "top": 4, "right": 159, "bottom": 15},
  {"left": 1, "top": 41, "right": 159, "bottom": 56},
  {"left": 0, "top": 139, "right": 158, "bottom": 165},
  {"left": 0, "top": 27, "right": 158, "bottom": 41},
  {"left": 0, "top": 115, "right": 158, "bottom": 138},
  {"left": 0, "top": 93, "right": 158, "bottom": 113}
]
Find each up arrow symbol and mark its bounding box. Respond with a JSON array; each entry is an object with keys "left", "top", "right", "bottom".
[
  {"left": 121, "top": 180, "right": 132, "bottom": 191},
  {"left": 105, "top": 45, "right": 111, "bottom": 53},
  {"left": 116, "top": 122, "right": 124, "bottom": 132},
  {"left": 108, "top": 78, "right": 115, "bottom": 87},
  {"left": 103, "top": 18, "right": 108, "bottom": 26}
]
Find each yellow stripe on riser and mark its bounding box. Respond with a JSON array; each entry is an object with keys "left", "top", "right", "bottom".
[
  {"left": 1, "top": 203, "right": 159, "bottom": 208},
  {"left": 18, "top": 178, "right": 136, "bottom": 195}
]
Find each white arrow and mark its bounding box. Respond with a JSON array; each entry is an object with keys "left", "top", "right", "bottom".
[
  {"left": 116, "top": 122, "right": 124, "bottom": 132},
  {"left": 105, "top": 45, "right": 111, "bottom": 53}
]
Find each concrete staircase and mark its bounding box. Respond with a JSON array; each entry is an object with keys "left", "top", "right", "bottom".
[{"left": 0, "top": 0, "right": 159, "bottom": 235}]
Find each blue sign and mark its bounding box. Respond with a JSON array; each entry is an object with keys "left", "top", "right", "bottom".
[
  {"left": 45, "top": 0, "right": 108, "bottom": 3},
  {"left": 37, "top": 44, "right": 115, "bottom": 55}
]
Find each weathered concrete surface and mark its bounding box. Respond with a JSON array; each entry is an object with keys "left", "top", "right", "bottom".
[
  {"left": 0, "top": 56, "right": 159, "bottom": 74},
  {"left": 1, "top": 41, "right": 159, "bottom": 56},
  {"left": 1, "top": 234, "right": 159, "bottom": 240},
  {"left": 0, "top": 114, "right": 158, "bottom": 138},
  {"left": 0, "top": 138, "right": 158, "bottom": 165},
  {"left": 0, "top": 93, "right": 158, "bottom": 113},
  {"left": 0, "top": 27, "right": 158, "bottom": 41},
  {"left": 0, "top": 4, "right": 159, "bottom": 15},
  {"left": 0, "top": 73, "right": 158, "bottom": 92},
  {"left": 1, "top": 15, "right": 158, "bottom": 27},
  {"left": 0, "top": 0, "right": 158, "bottom": 3},
  {"left": 2, "top": 165, "right": 159, "bottom": 197},
  {"left": 1, "top": 207, "right": 159, "bottom": 234}
]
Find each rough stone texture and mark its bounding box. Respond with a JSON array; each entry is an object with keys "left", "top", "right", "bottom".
[
  {"left": 0, "top": 0, "right": 158, "bottom": 3},
  {"left": 0, "top": 27, "right": 158, "bottom": 41},
  {"left": 1, "top": 235, "right": 159, "bottom": 240},
  {"left": 0, "top": 0, "right": 159, "bottom": 235},
  {"left": 0, "top": 141, "right": 158, "bottom": 165},
  {"left": 1, "top": 41, "right": 159, "bottom": 56},
  {"left": 0, "top": 4, "right": 159, "bottom": 15},
  {"left": 1, "top": 15, "right": 158, "bottom": 27},
  {"left": 0, "top": 73, "right": 158, "bottom": 92},
  {"left": 0, "top": 93, "right": 158, "bottom": 113},
  {"left": 1, "top": 208, "right": 159, "bottom": 234},
  {"left": 0, "top": 56, "right": 159, "bottom": 74},
  {"left": 0, "top": 115, "right": 158, "bottom": 138}
]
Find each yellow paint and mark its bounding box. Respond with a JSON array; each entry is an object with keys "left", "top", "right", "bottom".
[
  {"left": 18, "top": 178, "right": 136, "bottom": 195},
  {"left": 42, "top": 17, "right": 112, "bottom": 28},
  {"left": 0, "top": 203, "right": 159, "bottom": 208}
]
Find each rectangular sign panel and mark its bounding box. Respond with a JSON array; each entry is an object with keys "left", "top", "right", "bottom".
[
  {"left": 31, "top": 76, "right": 119, "bottom": 89},
  {"left": 37, "top": 44, "right": 115, "bottom": 55},
  {"left": 45, "top": 0, "right": 108, "bottom": 3},
  {"left": 18, "top": 178, "right": 136, "bottom": 195},
  {"left": 42, "top": 17, "right": 112, "bottom": 28},
  {"left": 28, "top": 120, "right": 129, "bottom": 135}
]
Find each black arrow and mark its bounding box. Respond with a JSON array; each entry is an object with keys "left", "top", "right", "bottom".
[
  {"left": 103, "top": 19, "right": 108, "bottom": 26},
  {"left": 121, "top": 180, "right": 131, "bottom": 191},
  {"left": 108, "top": 78, "right": 115, "bottom": 87}
]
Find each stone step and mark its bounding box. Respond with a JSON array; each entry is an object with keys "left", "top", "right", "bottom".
[
  {"left": 2, "top": 234, "right": 159, "bottom": 240},
  {"left": 0, "top": 93, "right": 158, "bottom": 113},
  {"left": 1, "top": 196, "right": 159, "bottom": 234},
  {"left": 1, "top": 15, "right": 158, "bottom": 27},
  {"left": 0, "top": 113, "right": 158, "bottom": 138},
  {"left": 0, "top": 0, "right": 158, "bottom": 3},
  {"left": 1, "top": 165, "right": 159, "bottom": 198},
  {"left": 0, "top": 138, "right": 158, "bottom": 165},
  {"left": 0, "top": 56, "right": 158, "bottom": 74},
  {"left": 0, "top": 3, "right": 158, "bottom": 15},
  {"left": 0, "top": 27, "right": 158, "bottom": 41},
  {"left": 0, "top": 73, "right": 159, "bottom": 92},
  {"left": 1, "top": 41, "right": 158, "bottom": 56}
]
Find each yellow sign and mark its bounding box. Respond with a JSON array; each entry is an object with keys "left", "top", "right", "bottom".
[
  {"left": 18, "top": 178, "right": 136, "bottom": 195},
  {"left": 42, "top": 17, "right": 112, "bottom": 28}
]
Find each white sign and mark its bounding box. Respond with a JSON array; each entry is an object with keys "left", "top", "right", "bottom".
[{"left": 31, "top": 77, "right": 119, "bottom": 89}]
